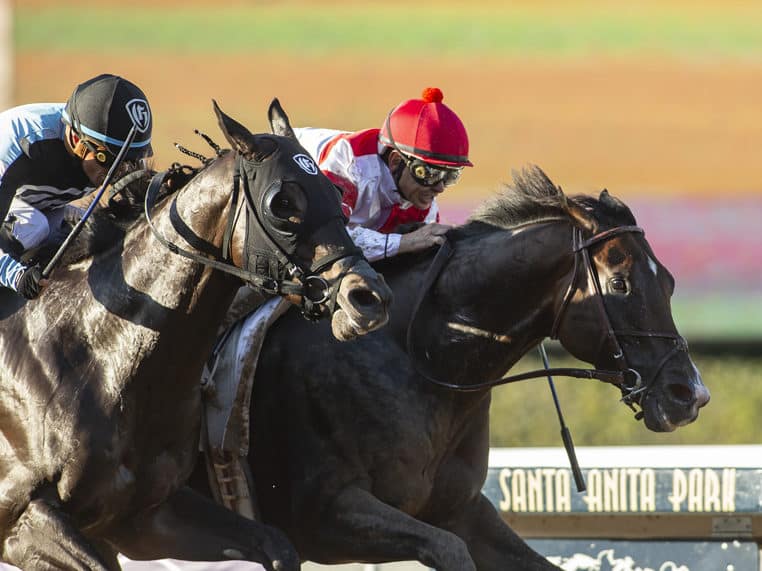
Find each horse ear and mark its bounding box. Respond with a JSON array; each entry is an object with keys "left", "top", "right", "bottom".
[
  {"left": 212, "top": 99, "right": 257, "bottom": 158},
  {"left": 600, "top": 188, "right": 624, "bottom": 209},
  {"left": 268, "top": 98, "right": 296, "bottom": 139},
  {"left": 599, "top": 188, "right": 637, "bottom": 224},
  {"left": 565, "top": 194, "right": 599, "bottom": 234}
]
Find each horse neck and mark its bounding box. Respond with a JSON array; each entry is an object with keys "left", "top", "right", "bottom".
[
  {"left": 123, "top": 156, "right": 240, "bottom": 316},
  {"left": 393, "top": 220, "right": 577, "bottom": 385}
]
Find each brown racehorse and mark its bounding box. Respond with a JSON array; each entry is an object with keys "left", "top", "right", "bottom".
[
  {"left": 0, "top": 101, "right": 391, "bottom": 570},
  {"left": 195, "top": 166, "right": 709, "bottom": 571}
]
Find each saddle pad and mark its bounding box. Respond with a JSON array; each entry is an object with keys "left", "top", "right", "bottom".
[{"left": 202, "top": 296, "right": 289, "bottom": 455}]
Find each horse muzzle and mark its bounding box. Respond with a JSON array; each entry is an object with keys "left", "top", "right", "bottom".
[
  {"left": 639, "top": 359, "right": 710, "bottom": 432},
  {"left": 329, "top": 259, "right": 392, "bottom": 341}
]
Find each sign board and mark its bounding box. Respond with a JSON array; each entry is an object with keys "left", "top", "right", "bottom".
[
  {"left": 485, "top": 445, "right": 762, "bottom": 516},
  {"left": 483, "top": 466, "right": 762, "bottom": 514},
  {"left": 484, "top": 446, "right": 762, "bottom": 569}
]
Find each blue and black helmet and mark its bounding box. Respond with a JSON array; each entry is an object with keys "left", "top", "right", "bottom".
[{"left": 62, "top": 73, "right": 153, "bottom": 164}]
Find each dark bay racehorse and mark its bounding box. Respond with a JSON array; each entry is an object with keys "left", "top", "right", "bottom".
[
  {"left": 211, "top": 166, "right": 709, "bottom": 570},
  {"left": 0, "top": 101, "right": 391, "bottom": 570}
]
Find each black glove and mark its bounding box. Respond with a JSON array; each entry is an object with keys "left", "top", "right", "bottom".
[{"left": 16, "top": 265, "right": 44, "bottom": 300}]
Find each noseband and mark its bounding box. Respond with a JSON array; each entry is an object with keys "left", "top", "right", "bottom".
[
  {"left": 144, "top": 157, "right": 361, "bottom": 320},
  {"left": 408, "top": 223, "right": 688, "bottom": 415}
]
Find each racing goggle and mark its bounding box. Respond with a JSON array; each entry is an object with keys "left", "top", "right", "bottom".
[
  {"left": 402, "top": 155, "right": 462, "bottom": 187},
  {"left": 70, "top": 134, "right": 115, "bottom": 167},
  {"left": 82, "top": 139, "right": 115, "bottom": 166}
]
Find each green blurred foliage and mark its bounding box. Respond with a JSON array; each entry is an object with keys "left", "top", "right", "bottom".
[
  {"left": 15, "top": 2, "right": 762, "bottom": 60},
  {"left": 489, "top": 350, "right": 761, "bottom": 447}
]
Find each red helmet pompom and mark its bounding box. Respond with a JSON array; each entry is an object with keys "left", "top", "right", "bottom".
[{"left": 421, "top": 87, "right": 443, "bottom": 104}]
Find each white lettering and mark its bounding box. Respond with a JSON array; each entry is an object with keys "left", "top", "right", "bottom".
[
  {"left": 512, "top": 469, "right": 527, "bottom": 512},
  {"left": 584, "top": 469, "right": 603, "bottom": 512},
  {"left": 688, "top": 468, "right": 703, "bottom": 511},
  {"left": 641, "top": 468, "right": 656, "bottom": 511},
  {"left": 498, "top": 468, "right": 511, "bottom": 512},
  {"left": 556, "top": 470, "right": 571, "bottom": 512},
  {"left": 603, "top": 469, "right": 619, "bottom": 512},
  {"left": 670, "top": 469, "right": 687, "bottom": 512},
  {"left": 497, "top": 468, "right": 573, "bottom": 513},
  {"left": 704, "top": 469, "right": 721, "bottom": 512},
  {"left": 542, "top": 468, "right": 556, "bottom": 512},
  {"left": 497, "top": 465, "right": 737, "bottom": 515},
  {"left": 626, "top": 468, "right": 640, "bottom": 511},
  {"left": 722, "top": 468, "right": 736, "bottom": 511},
  {"left": 527, "top": 468, "right": 543, "bottom": 512}
]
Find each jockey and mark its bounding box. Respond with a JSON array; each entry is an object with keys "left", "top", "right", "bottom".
[
  {"left": 221, "top": 87, "right": 473, "bottom": 326},
  {"left": 0, "top": 73, "right": 153, "bottom": 299},
  {"left": 201, "top": 91, "right": 472, "bottom": 515},
  {"left": 294, "top": 86, "right": 472, "bottom": 261}
]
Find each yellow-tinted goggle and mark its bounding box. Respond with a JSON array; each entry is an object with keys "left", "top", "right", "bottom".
[
  {"left": 82, "top": 139, "right": 114, "bottom": 166},
  {"left": 403, "top": 156, "right": 462, "bottom": 187},
  {"left": 71, "top": 132, "right": 114, "bottom": 166}
]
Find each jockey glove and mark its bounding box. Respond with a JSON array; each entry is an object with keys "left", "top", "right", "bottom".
[{"left": 15, "top": 265, "right": 44, "bottom": 300}]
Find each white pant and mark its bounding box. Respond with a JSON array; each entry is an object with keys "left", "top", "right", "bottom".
[{"left": 5, "top": 198, "right": 82, "bottom": 251}]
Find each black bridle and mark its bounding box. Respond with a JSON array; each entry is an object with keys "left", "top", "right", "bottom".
[
  {"left": 144, "top": 154, "right": 362, "bottom": 320},
  {"left": 407, "top": 222, "right": 688, "bottom": 414}
]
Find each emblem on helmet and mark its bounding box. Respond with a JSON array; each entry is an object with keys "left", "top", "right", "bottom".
[
  {"left": 126, "top": 98, "right": 151, "bottom": 133},
  {"left": 293, "top": 154, "right": 318, "bottom": 175}
]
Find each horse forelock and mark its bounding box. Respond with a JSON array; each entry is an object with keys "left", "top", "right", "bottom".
[{"left": 467, "top": 165, "right": 636, "bottom": 233}]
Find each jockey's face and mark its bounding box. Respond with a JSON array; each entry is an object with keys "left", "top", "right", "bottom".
[
  {"left": 389, "top": 152, "right": 446, "bottom": 210},
  {"left": 81, "top": 154, "right": 109, "bottom": 187},
  {"left": 64, "top": 126, "right": 109, "bottom": 186}
]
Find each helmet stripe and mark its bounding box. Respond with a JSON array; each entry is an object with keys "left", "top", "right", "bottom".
[
  {"left": 379, "top": 134, "right": 469, "bottom": 164},
  {"left": 62, "top": 109, "right": 151, "bottom": 149}
]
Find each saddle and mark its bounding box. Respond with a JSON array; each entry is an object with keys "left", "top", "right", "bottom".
[{"left": 200, "top": 294, "right": 290, "bottom": 519}]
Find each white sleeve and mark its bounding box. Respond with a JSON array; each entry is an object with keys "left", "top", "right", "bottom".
[
  {"left": 347, "top": 225, "right": 401, "bottom": 262},
  {"left": 424, "top": 200, "right": 440, "bottom": 223}
]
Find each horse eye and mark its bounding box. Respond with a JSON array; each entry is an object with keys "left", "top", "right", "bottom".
[
  {"left": 269, "top": 192, "right": 301, "bottom": 223},
  {"left": 609, "top": 277, "right": 628, "bottom": 293}
]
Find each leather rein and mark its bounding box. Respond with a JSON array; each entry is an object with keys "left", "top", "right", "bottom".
[{"left": 407, "top": 222, "right": 688, "bottom": 414}]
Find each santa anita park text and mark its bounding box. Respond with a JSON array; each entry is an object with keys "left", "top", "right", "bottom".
[{"left": 489, "top": 467, "right": 745, "bottom": 514}]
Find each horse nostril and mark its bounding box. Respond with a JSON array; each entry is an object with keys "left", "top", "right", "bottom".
[
  {"left": 668, "top": 382, "right": 696, "bottom": 404},
  {"left": 348, "top": 289, "right": 381, "bottom": 308}
]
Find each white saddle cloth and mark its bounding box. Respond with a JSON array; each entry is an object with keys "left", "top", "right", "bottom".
[{"left": 201, "top": 296, "right": 290, "bottom": 455}]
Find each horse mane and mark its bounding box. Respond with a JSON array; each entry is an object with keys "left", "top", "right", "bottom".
[
  {"left": 467, "top": 164, "right": 636, "bottom": 232},
  {"left": 50, "top": 164, "right": 198, "bottom": 267},
  {"left": 372, "top": 165, "right": 637, "bottom": 273}
]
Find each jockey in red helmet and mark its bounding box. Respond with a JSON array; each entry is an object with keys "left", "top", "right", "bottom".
[{"left": 294, "top": 87, "right": 472, "bottom": 261}]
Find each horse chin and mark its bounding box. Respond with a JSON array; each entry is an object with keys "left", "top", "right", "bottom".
[
  {"left": 642, "top": 399, "right": 678, "bottom": 432},
  {"left": 330, "top": 308, "right": 365, "bottom": 341},
  {"left": 642, "top": 394, "right": 700, "bottom": 432}
]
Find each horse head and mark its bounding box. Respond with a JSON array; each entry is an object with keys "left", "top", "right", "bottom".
[
  {"left": 554, "top": 188, "right": 710, "bottom": 431},
  {"left": 206, "top": 100, "right": 392, "bottom": 339},
  {"left": 400, "top": 166, "right": 707, "bottom": 434}
]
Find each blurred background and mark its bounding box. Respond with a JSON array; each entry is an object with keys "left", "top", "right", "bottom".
[{"left": 9, "top": 0, "right": 762, "bottom": 445}]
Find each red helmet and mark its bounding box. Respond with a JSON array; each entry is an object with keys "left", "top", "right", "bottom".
[{"left": 379, "top": 87, "right": 472, "bottom": 168}]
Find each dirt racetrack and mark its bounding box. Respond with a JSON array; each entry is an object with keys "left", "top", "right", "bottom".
[
  {"left": 15, "top": 52, "right": 762, "bottom": 206},
  {"left": 16, "top": 48, "right": 762, "bottom": 307}
]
